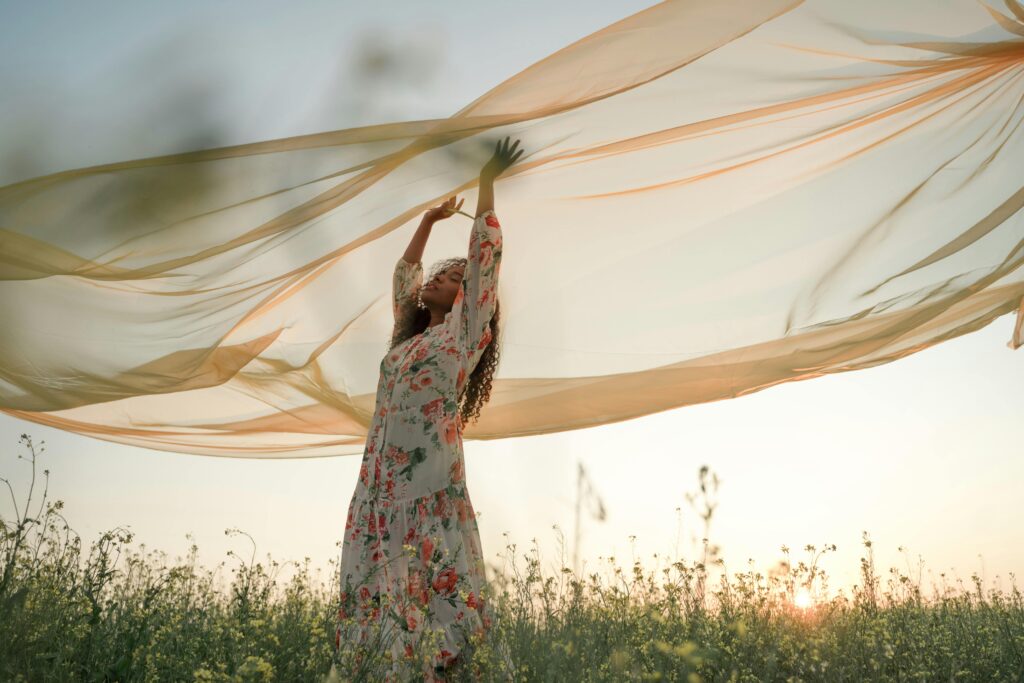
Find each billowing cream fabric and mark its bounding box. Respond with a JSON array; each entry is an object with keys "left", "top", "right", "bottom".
[{"left": 1, "top": 0, "right": 1022, "bottom": 457}]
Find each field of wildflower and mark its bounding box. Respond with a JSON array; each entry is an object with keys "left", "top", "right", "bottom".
[{"left": 1, "top": 434, "right": 1022, "bottom": 682}]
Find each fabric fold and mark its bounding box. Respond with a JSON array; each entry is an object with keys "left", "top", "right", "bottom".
[{"left": 1, "top": 0, "right": 1021, "bottom": 457}]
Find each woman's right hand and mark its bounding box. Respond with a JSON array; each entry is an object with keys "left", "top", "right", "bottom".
[{"left": 423, "top": 195, "right": 464, "bottom": 223}]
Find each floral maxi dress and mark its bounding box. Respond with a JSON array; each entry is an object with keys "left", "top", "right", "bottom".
[{"left": 335, "top": 209, "right": 503, "bottom": 680}]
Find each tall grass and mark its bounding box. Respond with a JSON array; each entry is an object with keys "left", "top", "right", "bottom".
[{"left": 1, "top": 434, "right": 1021, "bottom": 682}]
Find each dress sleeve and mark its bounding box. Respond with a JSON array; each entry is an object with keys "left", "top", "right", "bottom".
[
  {"left": 451, "top": 209, "right": 503, "bottom": 370},
  {"left": 393, "top": 255, "right": 423, "bottom": 323}
]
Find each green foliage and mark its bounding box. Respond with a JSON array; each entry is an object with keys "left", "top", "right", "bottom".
[{"left": 2, "top": 434, "right": 1022, "bottom": 682}]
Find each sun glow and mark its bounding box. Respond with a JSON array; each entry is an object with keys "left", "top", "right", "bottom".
[{"left": 794, "top": 588, "right": 813, "bottom": 609}]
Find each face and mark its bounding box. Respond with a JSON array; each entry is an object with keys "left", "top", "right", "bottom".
[{"left": 421, "top": 264, "right": 465, "bottom": 310}]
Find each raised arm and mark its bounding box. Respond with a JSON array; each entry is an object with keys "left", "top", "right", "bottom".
[
  {"left": 475, "top": 136, "right": 522, "bottom": 217},
  {"left": 394, "top": 197, "right": 466, "bottom": 322},
  {"left": 401, "top": 216, "right": 432, "bottom": 266},
  {"left": 454, "top": 209, "right": 502, "bottom": 372},
  {"left": 392, "top": 253, "right": 423, "bottom": 324},
  {"left": 451, "top": 137, "right": 523, "bottom": 368}
]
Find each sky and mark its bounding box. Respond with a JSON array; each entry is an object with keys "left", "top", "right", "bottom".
[{"left": 1, "top": 0, "right": 1021, "bottom": 601}]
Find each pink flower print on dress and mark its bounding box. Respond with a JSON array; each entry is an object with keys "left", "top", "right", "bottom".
[
  {"left": 442, "top": 417, "right": 459, "bottom": 445},
  {"left": 432, "top": 567, "right": 458, "bottom": 595},
  {"left": 408, "top": 570, "right": 429, "bottom": 606},
  {"left": 449, "top": 459, "right": 464, "bottom": 483},
  {"left": 433, "top": 490, "right": 449, "bottom": 518},
  {"left": 387, "top": 445, "right": 410, "bottom": 466},
  {"left": 420, "top": 536, "right": 434, "bottom": 565},
  {"left": 478, "top": 240, "right": 496, "bottom": 268},
  {"left": 410, "top": 369, "right": 433, "bottom": 391},
  {"left": 420, "top": 397, "right": 444, "bottom": 422},
  {"left": 476, "top": 326, "right": 493, "bottom": 350}
]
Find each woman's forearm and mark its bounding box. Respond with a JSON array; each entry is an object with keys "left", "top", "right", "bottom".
[
  {"left": 476, "top": 175, "right": 495, "bottom": 217},
  {"left": 402, "top": 216, "right": 434, "bottom": 264},
  {"left": 476, "top": 135, "right": 520, "bottom": 216}
]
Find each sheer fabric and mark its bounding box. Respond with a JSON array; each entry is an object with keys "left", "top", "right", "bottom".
[{"left": 1, "top": 0, "right": 1022, "bottom": 457}]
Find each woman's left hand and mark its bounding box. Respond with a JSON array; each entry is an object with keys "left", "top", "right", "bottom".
[{"left": 481, "top": 136, "right": 524, "bottom": 182}]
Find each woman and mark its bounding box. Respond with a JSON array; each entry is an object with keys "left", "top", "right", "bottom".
[{"left": 335, "top": 137, "right": 523, "bottom": 682}]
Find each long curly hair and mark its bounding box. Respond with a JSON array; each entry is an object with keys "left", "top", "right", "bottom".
[{"left": 387, "top": 256, "right": 501, "bottom": 427}]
